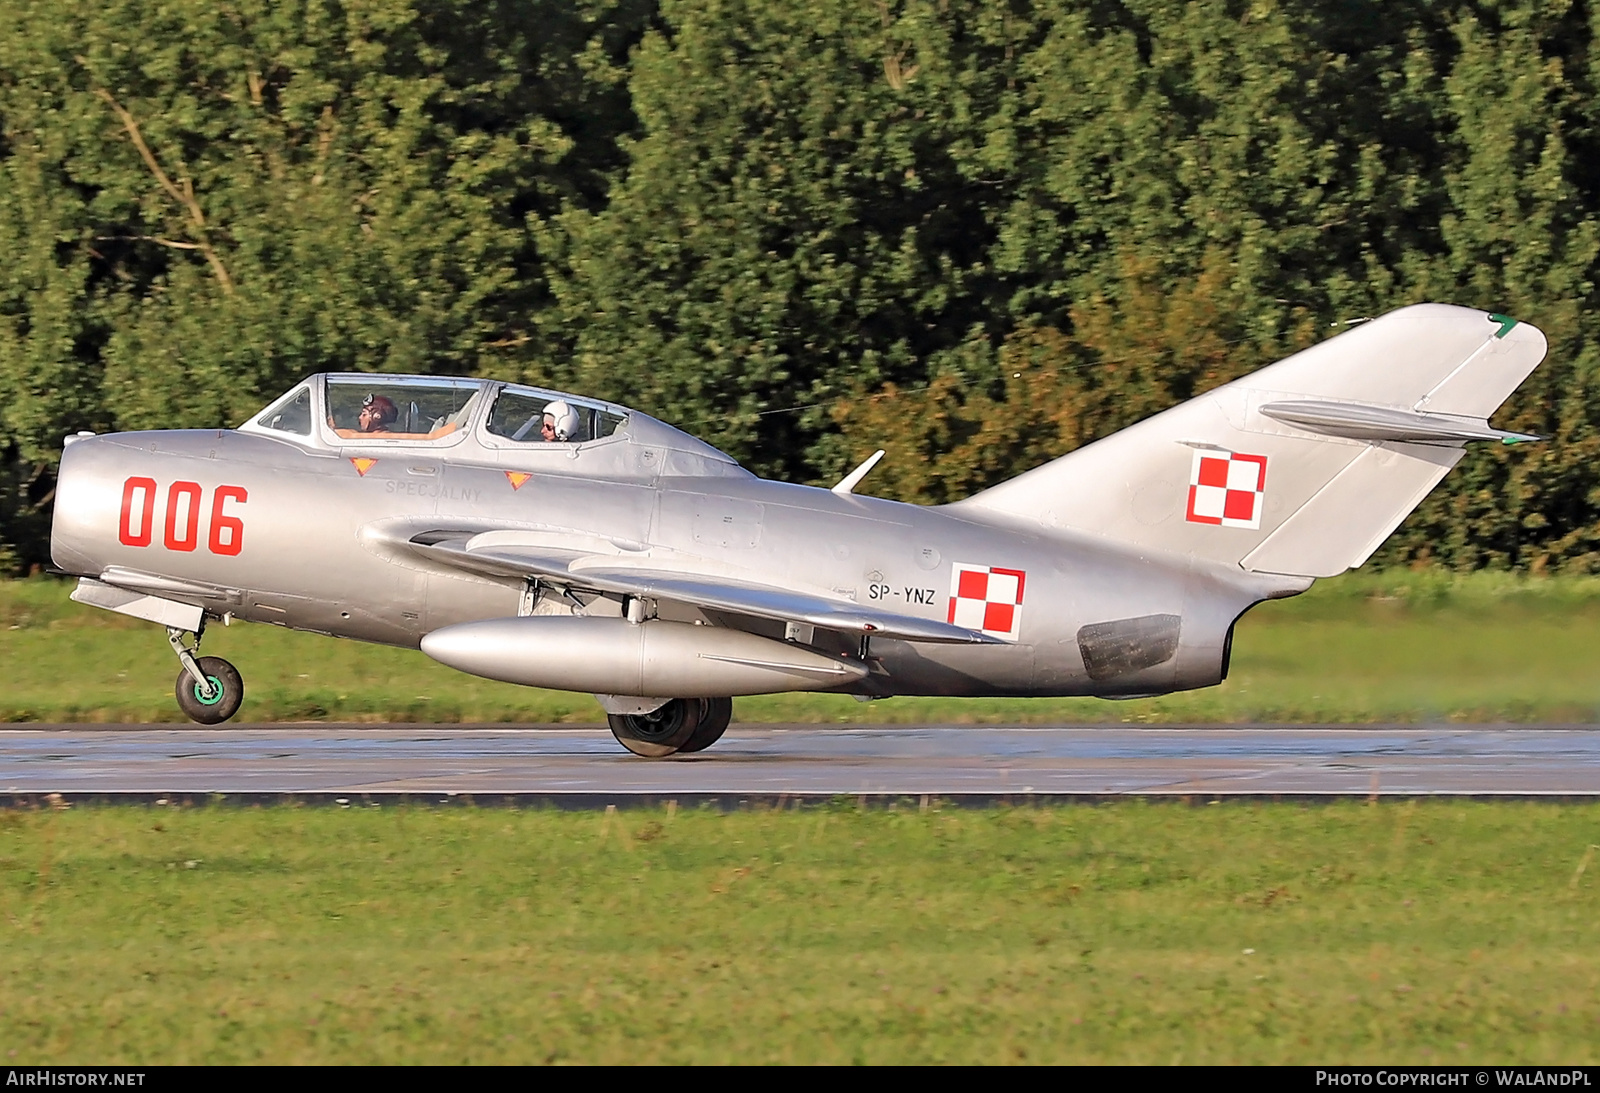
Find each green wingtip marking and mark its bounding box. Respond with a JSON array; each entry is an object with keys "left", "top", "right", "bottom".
[{"left": 1488, "top": 313, "right": 1519, "bottom": 338}]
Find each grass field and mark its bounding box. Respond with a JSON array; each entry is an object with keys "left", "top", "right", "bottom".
[
  {"left": 1, "top": 801, "right": 1596, "bottom": 1064},
  {"left": 5, "top": 571, "right": 1600, "bottom": 723}
]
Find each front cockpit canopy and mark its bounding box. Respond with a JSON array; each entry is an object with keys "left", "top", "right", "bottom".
[{"left": 325, "top": 375, "right": 479, "bottom": 440}]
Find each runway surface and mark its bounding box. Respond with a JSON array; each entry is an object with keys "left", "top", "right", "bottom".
[{"left": 3, "top": 724, "right": 1599, "bottom": 803}]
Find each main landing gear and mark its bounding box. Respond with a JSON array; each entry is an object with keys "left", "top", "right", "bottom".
[
  {"left": 167, "top": 624, "right": 244, "bottom": 725},
  {"left": 607, "top": 697, "right": 733, "bottom": 758}
]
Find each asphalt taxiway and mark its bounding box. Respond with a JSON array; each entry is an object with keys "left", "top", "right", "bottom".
[{"left": 2, "top": 724, "right": 1599, "bottom": 805}]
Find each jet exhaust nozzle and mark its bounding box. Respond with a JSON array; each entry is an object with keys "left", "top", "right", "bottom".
[{"left": 420, "top": 615, "right": 869, "bottom": 697}]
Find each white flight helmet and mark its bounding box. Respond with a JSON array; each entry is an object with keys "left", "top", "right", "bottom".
[{"left": 543, "top": 400, "right": 581, "bottom": 441}]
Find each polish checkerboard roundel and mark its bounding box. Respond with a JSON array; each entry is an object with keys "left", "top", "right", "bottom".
[
  {"left": 1185, "top": 448, "right": 1268, "bottom": 529},
  {"left": 947, "top": 563, "right": 1026, "bottom": 641}
]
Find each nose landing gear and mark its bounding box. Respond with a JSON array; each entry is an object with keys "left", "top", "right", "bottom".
[{"left": 167, "top": 624, "right": 244, "bottom": 724}]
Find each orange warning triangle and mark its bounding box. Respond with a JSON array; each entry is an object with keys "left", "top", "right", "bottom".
[
  {"left": 350, "top": 457, "right": 378, "bottom": 477},
  {"left": 505, "top": 471, "right": 531, "bottom": 491}
]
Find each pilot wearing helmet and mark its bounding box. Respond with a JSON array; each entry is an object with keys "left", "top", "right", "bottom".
[
  {"left": 358, "top": 394, "right": 399, "bottom": 433},
  {"left": 540, "top": 400, "right": 583, "bottom": 442}
]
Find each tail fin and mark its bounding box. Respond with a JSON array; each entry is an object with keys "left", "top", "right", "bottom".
[{"left": 953, "top": 304, "right": 1547, "bottom": 578}]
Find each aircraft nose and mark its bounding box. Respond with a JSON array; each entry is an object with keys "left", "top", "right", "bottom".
[{"left": 50, "top": 433, "right": 114, "bottom": 576}]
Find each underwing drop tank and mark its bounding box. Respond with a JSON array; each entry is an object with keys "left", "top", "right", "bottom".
[{"left": 419, "top": 616, "right": 870, "bottom": 696}]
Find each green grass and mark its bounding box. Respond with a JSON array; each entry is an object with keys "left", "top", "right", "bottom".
[
  {"left": 6, "top": 571, "right": 1600, "bottom": 723},
  {"left": 1, "top": 802, "right": 1597, "bottom": 1063}
]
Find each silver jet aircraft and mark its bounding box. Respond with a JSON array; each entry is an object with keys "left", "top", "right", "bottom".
[{"left": 50, "top": 304, "right": 1546, "bottom": 756}]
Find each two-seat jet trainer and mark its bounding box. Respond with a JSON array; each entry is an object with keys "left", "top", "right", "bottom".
[{"left": 51, "top": 304, "right": 1546, "bottom": 756}]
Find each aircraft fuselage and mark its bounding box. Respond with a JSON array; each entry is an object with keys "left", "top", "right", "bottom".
[{"left": 51, "top": 426, "right": 1289, "bottom": 699}]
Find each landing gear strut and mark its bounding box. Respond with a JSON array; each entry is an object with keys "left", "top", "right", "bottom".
[
  {"left": 606, "top": 697, "right": 734, "bottom": 757},
  {"left": 167, "top": 624, "right": 244, "bottom": 725}
]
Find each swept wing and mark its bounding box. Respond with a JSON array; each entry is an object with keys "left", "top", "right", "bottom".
[{"left": 399, "top": 528, "right": 999, "bottom": 645}]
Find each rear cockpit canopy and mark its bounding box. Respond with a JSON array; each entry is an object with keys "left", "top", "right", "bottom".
[{"left": 238, "top": 374, "right": 747, "bottom": 478}]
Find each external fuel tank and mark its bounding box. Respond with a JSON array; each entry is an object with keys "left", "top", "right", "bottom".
[{"left": 420, "top": 615, "right": 869, "bottom": 697}]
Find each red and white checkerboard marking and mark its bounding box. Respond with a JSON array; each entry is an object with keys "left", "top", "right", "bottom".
[
  {"left": 946, "top": 563, "right": 1026, "bottom": 641},
  {"left": 1185, "top": 449, "right": 1268, "bottom": 529}
]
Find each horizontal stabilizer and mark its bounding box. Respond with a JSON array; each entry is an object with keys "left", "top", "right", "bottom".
[{"left": 1258, "top": 400, "right": 1539, "bottom": 445}]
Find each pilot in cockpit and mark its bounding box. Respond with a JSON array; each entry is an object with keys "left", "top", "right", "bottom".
[
  {"left": 541, "top": 400, "right": 583, "bottom": 442},
  {"left": 358, "top": 394, "right": 399, "bottom": 433}
]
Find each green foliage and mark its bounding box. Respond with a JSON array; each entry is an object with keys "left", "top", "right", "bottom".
[
  {"left": 7, "top": 1, "right": 1600, "bottom": 568},
  {"left": 536, "top": 0, "right": 1022, "bottom": 475},
  {"left": 0, "top": 0, "right": 647, "bottom": 446}
]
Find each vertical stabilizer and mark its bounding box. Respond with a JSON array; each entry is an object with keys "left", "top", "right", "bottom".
[{"left": 951, "top": 305, "right": 1546, "bottom": 578}]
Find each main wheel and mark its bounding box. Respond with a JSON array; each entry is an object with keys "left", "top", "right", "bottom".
[
  {"left": 174, "top": 656, "right": 244, "bottom": 725},
  {"left": 678, "top": 697, "right": 733, "bottom": 754},
  {"left": 607, "top": 698, "right": 700, "bottom": 757}
]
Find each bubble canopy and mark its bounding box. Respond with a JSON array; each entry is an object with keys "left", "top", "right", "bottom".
[
  {"left": 244, "top": 375, "right": 627, "bottom": 447},
  {"left": 236, "top": 373, "right": 745, "bottom": 475}
]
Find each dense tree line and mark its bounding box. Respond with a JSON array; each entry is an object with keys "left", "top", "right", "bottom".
[{"left": 3, "top": 0, "right": 1599, "bottom": 573}]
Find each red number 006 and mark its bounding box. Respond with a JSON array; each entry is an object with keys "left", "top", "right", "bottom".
[{"left": 120, "top": 477, "right": 248, "bottom": 556}]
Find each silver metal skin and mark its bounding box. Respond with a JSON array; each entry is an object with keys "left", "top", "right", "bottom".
[
  {"left": 421, "top": 616, "right": 871, "bottom": 695},
  {"left": 49, "top": 305, "right": 1548, "bottom": 748}
]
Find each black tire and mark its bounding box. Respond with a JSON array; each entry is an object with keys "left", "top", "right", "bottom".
[
  {"left": 607, "top": 698, "right": 700, "bottom": 757},
  {"left": 678, "top": 697, "right": 733, "bottom": 754},
  {"left": 174, "top": 656, "right": 244, "bottom": 725}
]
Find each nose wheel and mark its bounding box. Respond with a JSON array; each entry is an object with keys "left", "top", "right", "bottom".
[{"left": 167, "top": 625, "right": 244, "bottom": 725}]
